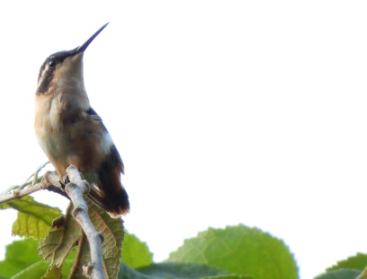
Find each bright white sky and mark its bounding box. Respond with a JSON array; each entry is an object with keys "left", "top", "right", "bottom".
[{"left": 0, "top": 1, "right": 367, "bottom": 278}]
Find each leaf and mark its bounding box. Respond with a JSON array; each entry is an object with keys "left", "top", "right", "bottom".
[
  {"left": 1, "top": 195, "right": 62, "bottom": 238},
  {"left": 167, "top": 224, "right": 298, "bottom": 279},
  {"left": 203, "top": 276, "right": 252, "bottom": 279},
  {"left": 118, "top": 262, "right": 157, "bottom": 279},
  {"left": 137, "top": 262, "right": 228, "bottom": 279},
  {"left": 326, "top": 253, "right": 367, "bottom": 271},
  {"left": 0, "top": 202, "right": 11, "bottom": 209},
  {"left": 314, "top": 268, "right": 361, "bottom": 279},
  {"left": 122, "top": 232, "right": 153, "bottom": 268},
  {"left": 118, "top": 262, "right": 238, "bottom": 279},
  {"left": 38, "top": 203, "right": 81, "bottom": 267},
  {"left": 10, "top": 261, "right": 50, "bottom": 279},
  {"left": 68, "top": 199, "right": 124, "bottom": 279},
  {"left": 41, "top": 265, "right": 62, "bottom": 279},
  {"left": 61, "top": 259, "right": 77, "bottom": 278},
  {"left": 0, "top": 238, "right": 43, "bottom": 278}
]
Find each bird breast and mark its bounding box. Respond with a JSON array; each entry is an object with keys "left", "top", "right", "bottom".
[{"left": 34, "top": 91, "right": 112, "bottom": 176}]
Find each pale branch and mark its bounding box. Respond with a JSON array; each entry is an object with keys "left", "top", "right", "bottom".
[
  {"left": 1, "top": 164, "right": 106, "bottom": 279},
  {"left": 0, "top": 171, "right": 60, "bottom": 205},
  {"left": 65, "top": 165, "right": 105, "bottom": 279}
]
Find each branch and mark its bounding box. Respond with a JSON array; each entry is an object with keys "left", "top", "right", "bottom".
[
  {"left": 0, "top": 171, "right": 60, "bottom": 205},
  {"left": 1, "top": 164, "right": 106, "bottom": 279},
  {"left": 64, "top": 165, "right": 105, "bottom": 279}
]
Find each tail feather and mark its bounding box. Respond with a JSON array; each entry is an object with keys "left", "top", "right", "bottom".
[
  {"left": 88, "top": 182, "right": 129, "bottom": 217},
  {"left": 87, "top": 144, "right": 130, "bottom": 217}
]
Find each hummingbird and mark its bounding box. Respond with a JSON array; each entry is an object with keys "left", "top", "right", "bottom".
[{"left": 34, "top": 23, "right": 129, "bottom": 217}]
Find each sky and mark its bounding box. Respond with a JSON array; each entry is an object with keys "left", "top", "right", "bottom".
[{"left": 0, "top": 1, "right": 367, "bottom": 278}]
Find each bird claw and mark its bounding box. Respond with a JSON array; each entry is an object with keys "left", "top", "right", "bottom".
[{"left": 59, "top": 174, "right": 70, "bottom": 189}]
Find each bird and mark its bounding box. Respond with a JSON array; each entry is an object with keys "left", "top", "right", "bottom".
[{"left": 34, "top": 23, "right": 129, "bottom": 217}]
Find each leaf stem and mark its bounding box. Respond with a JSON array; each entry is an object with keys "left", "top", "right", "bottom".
[{"left": 68, "top": 231, "right": 86, "bottom": 279}]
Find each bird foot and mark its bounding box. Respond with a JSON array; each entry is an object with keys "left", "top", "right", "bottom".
[{"left": 59, "top": 174, "right": 70, "bottom": 189}]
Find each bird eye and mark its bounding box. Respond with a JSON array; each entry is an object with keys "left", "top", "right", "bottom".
[{"left": 48, "top": 59, "right": 56, "bottom": 68}]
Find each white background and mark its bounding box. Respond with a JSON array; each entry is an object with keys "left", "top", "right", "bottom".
[{"left": 0, "top": 1, "right": 367, "bottom": 278}]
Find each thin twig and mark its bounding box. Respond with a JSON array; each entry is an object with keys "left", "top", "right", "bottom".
[
  {"left": 32, "top": 161, "right": 50, "bottom": 185},
  {"left": 0, "top": 172, "right": 60, "bottom": 205},
  {"left": 65, "top": 165, "right": 105, "bottom": 279},
  {"left": 18, "top": 181, "right": 33, "bottom": 191},
  {"left": 1, "top": 162, "right": 51, "bottom": 195},
  {"left": 24, "top": 161, "right": 50, "bottom": 184}
]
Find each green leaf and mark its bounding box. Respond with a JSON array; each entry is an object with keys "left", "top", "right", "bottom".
[
  {"left": 38, "top": 204, "right": 80, "bottom": 267},
  {"left": 1, "top": 195, "right": 62, "bottom": 238},
  {"left": 137, "top": 262, "right": 228, "bottom": 279},
  {"left": 122, "top": 232, "right": 153, "bottom": 268},
  {"left": 203, "top": 276, "right": 252, "bottom": 279},
  {"left": 7, "top": 256, "right": 71, "bottom": 279},
  {"left": 314, "top": 268, "right": 361, "bottom": 279},
  {"left": 10, "top": 261, "right": 50, "bottom": 279},
  {"left": 326, "top": 253, "right": 367, "bottom": 271},
  {"left": 0, "top": 238, "right": 43, "bottom": 278},
  {"left": 167, "top": 224, "right": 298, "bottom": 279},
  {"left": 119, "top": 262, "right": 156, "bottom": 279},
  {"left": 0, "top": 202, "right": 11, "bottom": 209},
  {"left": 118, "top": 262, "right": 240, "bottom": 279},
  {"left": 41, "top": 265, "right": 62, "bottom": 279}
]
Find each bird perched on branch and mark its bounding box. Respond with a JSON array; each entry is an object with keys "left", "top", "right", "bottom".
[{"left": 34, "top": 23, "right": 129, "bottom": 217}]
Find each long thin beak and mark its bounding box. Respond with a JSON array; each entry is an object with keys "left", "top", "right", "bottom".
[{"left": 76, "top": 22, "right": 109, "bottom": 54}]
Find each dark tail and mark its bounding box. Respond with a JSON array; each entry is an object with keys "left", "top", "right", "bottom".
[{"left": 88, "top": 145, "right": 130, "bottom": 217}]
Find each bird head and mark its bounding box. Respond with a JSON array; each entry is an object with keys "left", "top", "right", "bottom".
[{"left": 36, "top": 23, "right": 109, "bottom": 95}]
